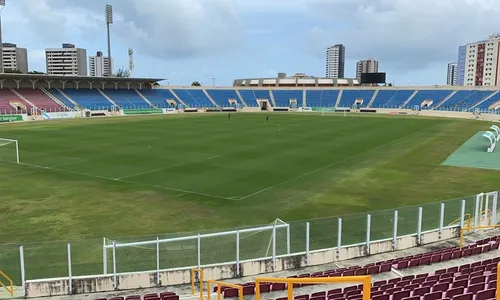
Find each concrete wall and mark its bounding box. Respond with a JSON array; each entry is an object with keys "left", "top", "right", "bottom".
[{"left": 25, "top": 227, "right": 458, "bottom": 298}]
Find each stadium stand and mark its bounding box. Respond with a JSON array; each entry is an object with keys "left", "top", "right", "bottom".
[
  {"left": 206, "top": 89, "right": 241, "bottom": 107},
  {"left": 404, "top": 90, "right": 453, "bottom": 109},
  {"left": 95, "top": 291, "right": 178, "bottom": 300},
  {"left": 16, "top": 89, "right": 64, "bottom": 111},
  {"left": 101, "top": 89, "right": 150, "bottom": 108},
  {"left": 369, "top": 90, "right": 415, "bottom": 108},
  {"left": 237, "top": 90, "right": 259, "bottom": 107},
  {"left": 438, "top": 90, "right": 494, "bottom": 111},
  {"left": 48, "top": 89, "right": 77, "bottom": 109},
  {"left": 252, "top": 90, "right": 273, "bottom": 106},
  {"left": 172, "top": 89, "right": 214, "bottom": 107},
  {"left": 62, "top": 89, "right": 114, "bottom": 109},
  {"left": 478, "top": 92, "right": 500, "bottom": 111},
  {"left": 138, "top": 89, "right": 178, "bottom": 108},
  {"left": 272, "top": 90, "right": 304, "bottom": 107},
  {"left": 338, "top": 90, "right": 376, "bottom": 108},
  {"left": 305, "top": 90, "right": 340, "bottom": 107},
  {"left": 0, "top": 89, "right": 33, "bottom": 113}
]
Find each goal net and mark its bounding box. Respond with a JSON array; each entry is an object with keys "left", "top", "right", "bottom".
[{"left": 0, "top": 138, "right": 19, "bottom": 163}]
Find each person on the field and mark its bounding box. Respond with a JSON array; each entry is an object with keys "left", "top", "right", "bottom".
[
  {"left": 266, "top": 115, "right": 269, "bottom": 122},
  {"left": 228, "top": 113, "right": 231, "bottom": 119}
]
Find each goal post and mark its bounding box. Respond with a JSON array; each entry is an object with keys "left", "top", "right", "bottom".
[
  {"left": 255, "top": 276, "right": 371, "bottom": 300},
  {"left": 0, "top": 138, "right": 19, "bottom": 163}
]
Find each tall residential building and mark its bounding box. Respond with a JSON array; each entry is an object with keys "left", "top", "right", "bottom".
[
  {"left": 456, "top": 45, "right": 466, "bottom": 85},
  {"left": 89, "top": 51, "right": 112, "bottom": 77},
  {"left": 45, "top": 43, "right": 87, "bottom": 76},
  {"left": 458, "top": 33, "right": 500, "bottom": 86},
  {"left": 325, "top": 44, "right": 345, "bottom": 78},
  {"left": 447, "top": 62, "right": 458, "bottom": 85},
  {"left": 356, "top": 58, "right": 379, "bottom": 79},
  {"left": 2, "top": 43, "right": 28, "bottom": 73}
]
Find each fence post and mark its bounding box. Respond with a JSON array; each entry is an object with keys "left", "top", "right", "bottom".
[
  {"left": 460, "top": 200, "right": 466, "bottom": 228},
  {"left": 484, "top": 195, "right": 490, "bottom": 226},
  {"left": 474, "top": 193, "right": 482, "bottom": 227},
  {"left": 439, "top": 203, "right": 445, "bottom": 238},
  {"left": 156, "top": 237, "right": 160, "bottom": 285},
  {"left": 103, "top": 237, "right": 107, "bottom": 275},
  {"left": 112, "top": 241, "right": 117, "bottom": 289},
  {"left": 67, "top": 243, "right": 72, "bottom": 294},
  {"left": 366, "top": 214, "right": 371, "bottom": 255},
  {"left": 417, "top": 207, "right": 423, "bottom": 245},
  {"left": 306, "top": 222, "right": 310, "bottom": 265},
  {"left": 236, "top": 230, "right": 240, "bottom": 275},
  {"left": 19, "top": 245, "right": 25, "bottom": 295},
  {"left": 272, "top": 224, "right": 276, "bottom": 270},
  {"left": 197, "top": 234, "right": 201, "bottom": 268},
  {"left": 337, "top": 218, "right": 342, "bottom": 259},
  {"left": 286, "top": 224, "right": 290, "bottom": 255},
  {"left": 492, "top": 193, "right": 498, "bottom": 225},
  {"left": 393, "top": 210, "right": 398, "bottom": 250}
]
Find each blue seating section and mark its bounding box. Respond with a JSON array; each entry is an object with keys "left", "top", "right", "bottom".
[
  {"left": 206, "top": 89, "right": 240, "bottom": 107},
  {"left": 102, "top": 89, "right": 150, "bottom": 108},
  {"left": 474, "top": 91, "right": 500, "bottom": 111},
  {"left": 238, "top": 90, "right": 259, "bottom": 107},
  {"left": 252, "top": 90, "right": 272, "bottom": 106},
  {"left": 404, "top": 90, "right": 453, "bottom": 109},
  {"left": 439, "top": 90, "right": 493, "bottom": 111},
  {"left": 48, "top": 89, "right": 76, "bottom": 108},
  {"left": 370, "top": 90, "right": 414, "bottom": 108},
  {"left": 139, "top": 89, "right": 177, "bottom": 107},
  {"left": 338, "top": 90, "right": 375, "bottom": 107},
  {"left": 173, "top": 89, "right": 214, "bottom": 107},
  {"left": 62, "top": 89, "right": 113, "bottom": 109},
  {"left": 306, "top": 90, "right": 340, "bottom": 107},
  {"left": 272, "top": 90, "right": 303, "bottom": 107}
]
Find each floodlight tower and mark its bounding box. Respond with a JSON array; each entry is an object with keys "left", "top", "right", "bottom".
[
  {"left": 0, "top": 0, "right": 6, "bottom": 74},
  {"left": 105, "top": 4, "right": 113, "bottom": 76},
  {"left": 128, "top": 48, "right": 134, "bottom": 77}
]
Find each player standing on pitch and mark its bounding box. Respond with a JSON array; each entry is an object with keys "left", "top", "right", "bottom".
[{"left": 266, "top": 115, "right": 269, "bottom": 123}]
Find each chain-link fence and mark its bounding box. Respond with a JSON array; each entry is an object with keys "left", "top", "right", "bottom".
[{"left": 1, "top": 191, "right": 497, "bottom": 286}]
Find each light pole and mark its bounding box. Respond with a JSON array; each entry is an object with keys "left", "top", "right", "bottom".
[
  {"left": 105, "top": 4, "right": 113, "bottom": 76},
  {"left": 0, "top": 0, "right": 6, "bottom": 74},
  {"left": 212, "top": 77, "right": 216, "bottom": 87}
]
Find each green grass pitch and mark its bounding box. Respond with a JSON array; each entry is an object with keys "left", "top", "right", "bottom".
[{"left": 0, "top": 112, "right": 499, "bottom": 282}]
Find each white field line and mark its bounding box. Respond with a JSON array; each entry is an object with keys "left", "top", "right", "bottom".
[
  {"left": 115, "top": 155, "right": 220, "bottom": 180},
  {"left": 1, "top": 159, "right": 236, "bottom": 201},
  {"left": 238, "top": 121, "right": 446, "bottom": 200}
]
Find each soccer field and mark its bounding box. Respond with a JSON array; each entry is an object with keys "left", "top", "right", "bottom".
[{"left": 0, "top": 112, "right": 499, "bottom": 281}]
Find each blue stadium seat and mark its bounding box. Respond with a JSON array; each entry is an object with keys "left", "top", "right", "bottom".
[
  {"left": 404, "top": 90, "right": 453, "bottom": 109},
  {"left": 252, "top": 90, "right": 273, "bottom": 107},
  {"left": 439, "top": 90, "right": 493, "bottom": 111},
  {"left": 370, "top": 90, "right": 414, "bottom": 108},
  {"left": 238, "top": 90, "right": 259, "bottom": 107},
  {"left": 206, "top": 89, "right": 240, "bottom": 107},
  {"left": 338, "top": 90, "right": 375, "bottom": 107},
  {"left": 305, "top": 90, "right": 339, "bottom": 107},
  {"left": 173, "top": 89, "right": 214, "bottom": 107},
  {"left": 272, "top": 90, "right": 303, "bottom": 107},
  {"left": 102, "top": 89, "right": 151, "bottom": 109},
  {"left": 473, "top": 91, "right": 500, "bottom": 111},
  {"left": 48, "top": 89, "right": 76, "bottom": 108},
  {"left": 62, "top": 89, "right": 114, "bottom": 109},
  {"left": 136, "top": 89, "right": 177, "bottom": 108}
]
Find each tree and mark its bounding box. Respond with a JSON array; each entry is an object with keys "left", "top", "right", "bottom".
[
  {"left": 28, "top": 70, "right": 45, "bottom": 74},
  {"left": 387, "top": 83, "right": 393, "bottom": 87},
  {"left": 5, "top": 69, "right": 22, "bottom": 74},
  {"left": 114, "top": 67, "right": 131, "bottom": 78},
  {"left": 191, "top": 81, "right": 201, "bottom": 86}
]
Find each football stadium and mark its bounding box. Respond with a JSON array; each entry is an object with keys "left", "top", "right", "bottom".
[{"left": 0, "top": 70, "right": 500, "bottom": 300}]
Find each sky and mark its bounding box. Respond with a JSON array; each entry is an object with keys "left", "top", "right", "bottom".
[{"left": 3, "top": 0, "right": 500, "bottom": 86}]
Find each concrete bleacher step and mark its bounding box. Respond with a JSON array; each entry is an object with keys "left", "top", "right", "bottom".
[
  {"left": 302, "top": 89, "right": 307, "bottom": 108},
  {"left": 40, "top": 88, "right": 72, "bottom": 111},
  {"left": 57, "top": 88, "right": 79, "bottom": 108},
  {"left": 10, "top": 89, "right": 37, "bottom": 109},
  {"left": 134, "top": 89, "right": 155, "bottom": 107},
  {"left": 169, "top": 89, "right": 187, "bottom": 107},
  {"left": 335, "top": 90, "right": 343, "bottom": 108},
  {"left": 97, "top": 89, "right": 118, "bottom": 107},
  {"left": 433, "top": 90, "right": 458, "bottom": 110},
  {"left": 471, "top": 91, "right": 499, "bottom": 110},
  {"left": 202, "top": 89, "right": 218, "bottom": 107},
  {"left": 400, "top": 90, "right": 419, "bottom": 109},
  {"left": 234, "top": 89, "right": 248, "bottom": 107},
  {"left": 367, "top": 89, "right": 379, "bottom": 108},
  {"left": 268, "top": 90, "right": 277, "bottom": 107}
]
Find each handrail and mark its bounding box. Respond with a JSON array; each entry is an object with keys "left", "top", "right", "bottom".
[{"left": 0, "top": 270, "right": 14, "bottom": 296}]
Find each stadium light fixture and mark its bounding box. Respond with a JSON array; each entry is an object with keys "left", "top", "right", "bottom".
[
  {"left": 212, "top": 77, "right": 216, "bottom": 87},
  {"left": 105, "top": 4, "right": 113, "bottom": 76},
  {"left": 0, "top": 0, "right": 6, "bottom": 74}
]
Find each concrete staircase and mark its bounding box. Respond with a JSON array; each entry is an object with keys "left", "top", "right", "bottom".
[
  {"left": 366, "top": 89, "right": 379, "bottom": 108},
  {"left": 335, "top": 90, "right": 343, "bottom": 107},
  {"left": 400, "top": 90, "right": 419, "bottom": 109},
  {"left": 57, "top": 89, "right": 79, "bottom": 108},
  {"left": 234, "top": 89, "right": 248, "bottom": 107},
  {"left": 97, "top": 89, "right": 118, "bottom": 107},
  {"left": 11, "top": 89, "right": 38, "bottom": 109},
  {"left": 302, "top": 89, "right": 307, "bottom": 107},
  {"left": 40, "top": 88, "right": 72, "bottom": 111},
  {"left": 202, "top": 89, "right": 218, "bottom": 107},
  {"left": 433, "top": 90, "right": 458, "bottom": 110},
  {"left": 134, "top": 89, "right": 155, "bottom": 107},
  {"left": 169, "top": 89, "right": 187, "bottom": 107},
  {"left": 269, "top": 90, "right": 277, "bottom": 107}
]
